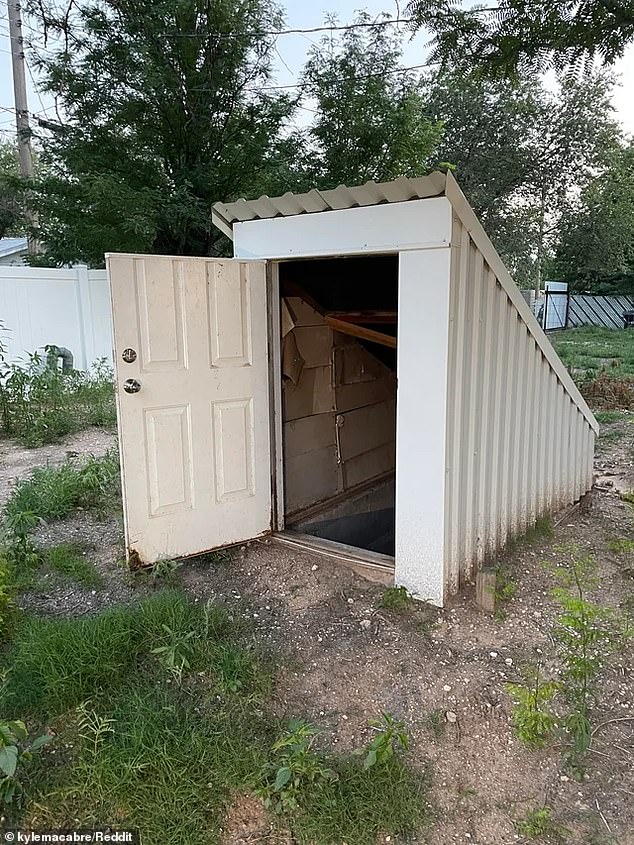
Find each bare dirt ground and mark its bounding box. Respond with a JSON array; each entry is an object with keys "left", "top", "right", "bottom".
[{"left": 7, "top": 414, "right": 634, "bottom": 845}]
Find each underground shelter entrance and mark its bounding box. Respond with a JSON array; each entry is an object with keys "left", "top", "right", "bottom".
[{"left": 277, "top": 254, "right": 398, "bottom": 563}]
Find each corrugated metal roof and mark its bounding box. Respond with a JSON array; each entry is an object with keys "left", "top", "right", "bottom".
[{"left": 212, "top": 171, "right": 448, "bottom": 237}]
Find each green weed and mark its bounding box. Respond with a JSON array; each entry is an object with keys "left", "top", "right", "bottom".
[
  {"left": 148, "top": 557, "right": 183, "bottom": 584},
  {"left": 2, "top": 591, "right": 429, "bottom": 843},
  {"left": 46, "top": 544, "right": 103, "bottom": 588},
  {"left": 425, "top": 708, "right": 446, "bottom": 739},
  {"left": 361, "top": 712, "right": 409, "bottom": 770},
  {"left": 506, "top": 664, "right": 559, "bottom": 748},
  {"left": 621, "top": 491, "right": 634, "bottom": 505},
  {"left": 549, "top": 551, "right": 629, "bottom": 773},
  {"left": 517, "top": 806, "right": 566, "bottom": 840},
  {"left": 0, "top": 719, "right": 52, "bottom": 809},
  {"left": 607, "top": 538, "right": 634, "bottom": 554},
  {"left": 381, "top": 585, "right": 417, "bottom": 613},
  {"left": 4, "top": 451, "right": 121, "bottom": 531},
  {"left": 594, "top": 410, "right": 631, "bottom": 424},
  {"left": 0, "top": 341, "right": 116, "bottom": 447},
  {"left": 256, "top": 720, "right": 337, "bottom": 814}
]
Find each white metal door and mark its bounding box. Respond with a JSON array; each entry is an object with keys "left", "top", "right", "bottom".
[{"left": 107, "top": 254, "right": 271, "bottom": 563}]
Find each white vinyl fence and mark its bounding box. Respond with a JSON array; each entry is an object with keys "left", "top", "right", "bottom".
[{"left": 0, "top": 265, "right": 113, "bottom": 370}]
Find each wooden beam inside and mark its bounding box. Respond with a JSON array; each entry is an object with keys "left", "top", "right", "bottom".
[
  {"left": 325, "top": 315, "right": 397, "bottom": 349},
  {"left": 326, "top": 310, "right": 397, "bottom": 324}
]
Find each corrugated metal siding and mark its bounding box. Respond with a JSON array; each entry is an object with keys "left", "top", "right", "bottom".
[{"left": 444, "top": 216, "right": 595, "bottom": 594}]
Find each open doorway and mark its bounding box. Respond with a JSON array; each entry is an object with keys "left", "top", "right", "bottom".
[{"left": 277, "top": 254, "right": 398, "bottom": 560}]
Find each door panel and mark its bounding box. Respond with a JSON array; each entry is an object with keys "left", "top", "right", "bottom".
[{"left": 107, "top": 254, "right": 271, "bottom": 563}]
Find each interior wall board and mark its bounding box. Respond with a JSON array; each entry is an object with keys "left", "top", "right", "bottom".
[
  {"left": 285, "top": 446, "right": 341, "bottom": 513},
  {"left": 284, "top": 412, "right": 336, "bottom": 457},
  {"left": 343, "top": 442, "right": 396, "bottom": 489},
  {"left": 338, "top": 399, "right": 396, "bottom": 459},
  {"left": 283, "top": 365, "right": 335, "bottom": 421}
]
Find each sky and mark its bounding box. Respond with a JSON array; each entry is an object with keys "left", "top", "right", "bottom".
[{"left": 0, "top": 0, "right": 633, "bottom": 142}]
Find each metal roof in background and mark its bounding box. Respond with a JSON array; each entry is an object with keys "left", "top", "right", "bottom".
[{"left": 212, "top": 171, "right": 448, "bottom": 237}]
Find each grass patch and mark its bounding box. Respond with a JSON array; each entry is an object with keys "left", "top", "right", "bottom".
[
  {"left": 594, "top": 410, "right": 632, "bottom": 424},
  {"left": 622, "top": 491, "right": 634, "bottom": 506},
  {"left": 551, "top": 327, "right": 634, "bottom": 380},
  {"left": 2, "top": 592, "right": 429, "bottom": 842},
  {"left": 381, "top": 585, "right": 417, "bottom": 613},
  {"left": 608, "top": 538, "right": 634, "bottom": 555},
  {"left": 4, "top": 450, "right": 121, "bottom": 530},
  {"left": 46, "top": 543, "right": 103, "bottom": 588},
  {"left": 517, "top": 806, "right": 566, "bottom": 840}
]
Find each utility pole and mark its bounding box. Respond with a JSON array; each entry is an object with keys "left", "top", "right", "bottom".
[{"left": 7, "top": 0, "right": 38, "bottom": 254}]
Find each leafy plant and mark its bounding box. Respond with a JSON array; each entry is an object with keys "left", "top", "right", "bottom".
[
  {"left": 517, "top": 806, "right": 566, "bottom": 840},
  {"left": 256, "top": 720, "right": 337, "bottom": 814},
  {"left": 506, "top": 664, "right": 559, "bottom": 748},
  {"left": 381, "top": 586, "right": 416, "bottom": 613},
  {"left": 150, "top": 624, "right": 195, "bottom": 682},
  {"left": 76, "top": 702, "right": 116, "bottom": 758},
  {"left": 549, "top": 552, "right": 627, "bottom": 772},
  {"left": 361, "top": 713, "right": 409, "bottom": 770},
  {"left": 0, "top": 339, "right": 116, "bottom": 446},
  {"left": 149, "top": 558, "right": 183, "bottom": 585},
  {"left": 0, "top": 719, "right": 52, "bottom": 808},
  {"left": 4, "top": 451, "right": 121, "bottom": 532}
]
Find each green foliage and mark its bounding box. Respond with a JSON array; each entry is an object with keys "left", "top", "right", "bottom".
[
  {"left": 24, "top": 0, "right": 297, "bottom": 265},
  {"left": 608, "top": 537, "right": 634, "bottom": 555},
  {"left": 506, "top": 665, "right": 560, "bottom": 748},
  {"left": 549, "top": 551, "right": 628, "bottom": 771},
  {"left": 362, "top": 713, "right": 409, "bottom": 770},
  {"left": 256, "top": 720, "right": 336, "bottom": 814},
  {"left": 406, "top": 0, "right": 634, "bottom": 76},
  {"left": 551, "top": 327, "right": 634, "bottom": 382},
  {"left": 381, "top": 585, "right": 417, "bottom": 613},
  {"left": 0, "top": 552, "right": 15, "bottom": 634},
  {"left": 46, "top": 544, "right": 103, "bottom": 588},
  {"left": 147, "top": 557, "right": 183, "bottom": 585},
  {"left": 256, "top": 717, "right": 426, "bottom": 843},
  {"left": 151, "top": 623, "right": 195, "bottom": 682},
  {"left": 425, "top": 708, "right": 446, "bottom": 739},
  {"left": 555, "top": 141, "right": 634, "bottom": 293},
  {"left": 0, "top": 337, "right": 116, "bottom": 446},
  {"left": 0, "top": 719, "right": 52, "bottom": 809},
  {"left": 0, "top": 141, "right": 31, "bottom": 239},
  {"left": 0, "top": 591, "right": 428, "bottom": 842},
  {"left": 517, "top": 806, "right": 564, "bottom": 840},
  {"left": 298, "top": 12, "right": 442, "bottom": 189},
  {"left": 425, "top": 69, "right": 622, "bottom": 289},
  {"left": 75, "top": 702, "right": 116, "bottom": 758},
  {"left": 4, "top": 451, "right": 121, "bottom": 533},
  {"left": 0, "top": 591, "right": 229, "bottom": 715}
]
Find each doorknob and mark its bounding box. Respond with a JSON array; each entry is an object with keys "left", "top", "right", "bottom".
[{"left": 123, "top": 378, "right": 142, "bottom": 394}]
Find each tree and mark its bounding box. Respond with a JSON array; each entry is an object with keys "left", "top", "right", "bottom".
[
  {"left": 24, "top": 0, "right": 296, "bottom": 266},
  {"left": 0, "top": 141, "right": 26, "bottom": 239},
  {"left": 406, "top": 0, "right": 634, "bottom": 75},
  {"left": 298, "top": 13, "right": 443, "bottom": 189},
  {"left": 424, "top": 70, "right": 622, "bottom": 288},
  {"left": 554, "top": 142, "right": 634, "bottom": 294}
]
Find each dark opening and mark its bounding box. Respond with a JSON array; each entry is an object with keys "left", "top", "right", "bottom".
[{"left": 279, "top": 254, "right": 398, "bottom": 557}]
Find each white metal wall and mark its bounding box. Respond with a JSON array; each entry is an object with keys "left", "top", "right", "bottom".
[
  {"left": 0, "top": 265, "right": 113, "bottom": 370},
  {"left": 444, "top": 212, "right": 596, "bottom": 594}
]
